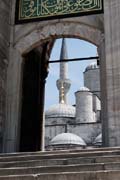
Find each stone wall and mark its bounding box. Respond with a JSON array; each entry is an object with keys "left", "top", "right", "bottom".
[
  {"left": 45, "top": 117, "right": 101, "bottom": 147},
  {"left": 103, "top": 0, "right": 120, "bottom": 146},
  {"left": 3, "top": 0, "right": 104, "bottom": 152},
  {"left": 0, "top": 1, "right": 10, "bottom": 151}
]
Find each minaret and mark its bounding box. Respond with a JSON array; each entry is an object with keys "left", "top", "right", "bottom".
[{"left": 56, "top": 38, "right": 71, "bottom": 104}]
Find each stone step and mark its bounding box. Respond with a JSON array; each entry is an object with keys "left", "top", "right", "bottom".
[
  {"left": 0, "top": 148, "right": 119, "bottom": 179},
  {"left": 1, "top": 149, "right": 120, "bottom": 163},
  {"left": 0, "top": 155, "right": 120, "bottom": 168},
  {"left": 0, "top": 157, "right": 95, "bottom": 168},
  {"left": 0, "top": 170, "right": 119, "bottom": 180},
  {"left": 1, "top": 146, "right": 120, "bottom": 158},
  {"left": 0, "top": 162, "right": 120, "bottom": 176},
  {"left": 32, "top": 170, "right": 120, "bottom": 180}
]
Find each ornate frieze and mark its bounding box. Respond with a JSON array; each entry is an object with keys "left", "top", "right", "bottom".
[{"left": 16, "top": 0, "right": 103, "bottom": 23}]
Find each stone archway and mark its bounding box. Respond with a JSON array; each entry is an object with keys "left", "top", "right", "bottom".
[
  {"left": 3, "top": 0, "right": 120, "bottom": 152},
  {"left": 3, "top": 17, "right": 104, "bottom": 153},
  {"left": 16, "top": 21, "right": 103, "bottom": 55}
]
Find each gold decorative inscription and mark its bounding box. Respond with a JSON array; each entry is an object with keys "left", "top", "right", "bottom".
[{"left": 18, "top": 0, "right": 103, "bottom": 21}]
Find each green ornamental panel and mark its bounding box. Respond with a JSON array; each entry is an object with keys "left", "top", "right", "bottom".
[{"left": 16, "top": 0, "right": 103, "bottom": 23}]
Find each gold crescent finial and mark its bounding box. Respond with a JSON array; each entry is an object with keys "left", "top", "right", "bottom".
[{"left": 60, "top": 82, "right": 65, "bottom": 104}]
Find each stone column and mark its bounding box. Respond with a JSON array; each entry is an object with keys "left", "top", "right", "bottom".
[
  {"left": 36, "top": 42, "right": 49, "bottom": 151},
  {"left": 103, "top": 0, "right": 120, "bottom": 146},
  {"left": 0, "top": 0, "right": 11, "bottom": 152},
  {"left": 98, "top": 35, "right": 108, "bottom": 146},
  {"left": 3, "top": 48, "right": 22, "bottom": 152},
  {"left": 38, "top": 70, "right": 47, "bottom": 151}
]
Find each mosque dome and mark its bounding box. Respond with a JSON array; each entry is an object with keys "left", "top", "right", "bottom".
[
  {"left": 93, "top": 133, "right": 102, "bottom": 146},
  {"left": 78, "top": 86, "right": 90, "bottom": 92},
  {"left": 85, "top": 62, "right": 99, "bottom": 71},
  {"left": 45, "top": 103, "right": 75, "bottom": 118},
  {"left": 50, "top": 133, "right": 86, "bottom": 146}
]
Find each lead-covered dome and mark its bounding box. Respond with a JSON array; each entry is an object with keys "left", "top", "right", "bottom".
[
  {"left": 85, "top": 62, "right": 99, "bottom": 71},
  {"left": 93, "top": 133, "right": 102, "bottom": 146},
  {"left": 50, "top": 133, "right": 86, "bottom": 146},
  {"left": 45, "top": 103, "right": 75, "bottom": 118},
  {"left": 78, "top": 86, "right": 90, "bottom": 92}
]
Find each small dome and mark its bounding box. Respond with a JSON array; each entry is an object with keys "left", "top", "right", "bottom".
[
  {"left": 85, "top": 62, "right": 99, "bottom": 71},
  {"left": 93, "top": 133, "right": 102, "bottom": 146},
  {"left": 45, "top": 103, "right": 75, "bottom": 118},
  {"left": 50, "top": 133, "right": 86, "bottom": 146},
  {"left": 78, "top": 86, "right": 90, "bottom": 92}
]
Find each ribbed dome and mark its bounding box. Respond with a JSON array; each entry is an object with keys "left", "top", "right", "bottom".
[
  {"left": 93, "top": 133, "right": 102, "bottom": 146},
  {"left": 85, "top": 62, "right": 99, "bottom": 71},
  {"left": 50, "top": 133, "right": 86, "bottom": 146},
  {"left": 45, "top": 103, "right": 75, "bottom": 118}
]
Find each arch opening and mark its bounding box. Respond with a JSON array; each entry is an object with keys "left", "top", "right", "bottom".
[
  {"left": 19, "top": 36, "right": 102, "bottom": 151},
  {"left": 45, "top": 38, "right": 101, "bottom": 150}
]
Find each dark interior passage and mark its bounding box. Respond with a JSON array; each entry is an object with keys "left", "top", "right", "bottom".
[{"left": 20, "top": 51, "right": 41, "bottom": 152}]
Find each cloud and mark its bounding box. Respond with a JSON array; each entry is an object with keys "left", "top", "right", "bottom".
[{"left": 48, "top": 64, "right": 59, "bottom": 78}]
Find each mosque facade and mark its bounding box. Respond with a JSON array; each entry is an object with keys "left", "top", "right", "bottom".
[
  {"left": 45, "top": 39, "right": 102, "bottom": 150},
  {"left": 0, "top": 0, "right": 120, "bottom": 153}
]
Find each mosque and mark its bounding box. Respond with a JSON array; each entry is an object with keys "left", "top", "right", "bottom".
[
  {"left": 1, "top": 0, "right": 120, "bottom": 153},
  {"left": 0, "top": 0, "right": 120, "bottom": 179},
  {"left": 45, "top": 39, "right": 102, "bottom": 150}
]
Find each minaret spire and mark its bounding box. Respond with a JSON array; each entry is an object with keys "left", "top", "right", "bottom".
[
  {"left": 60, "top": 38, "right": 68, "bottom": 79},
  {"left": 56, "top": 38, "right": 71, "bottom": 104}
]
